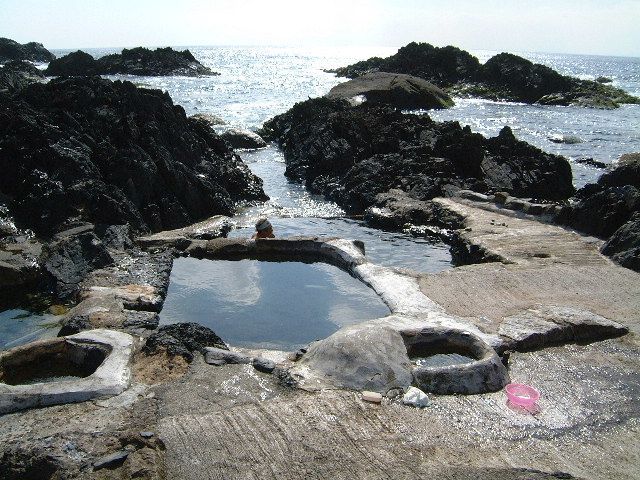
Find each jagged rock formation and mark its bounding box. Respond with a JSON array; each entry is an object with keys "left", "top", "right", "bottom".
[
  {"left": 45, "top": 47, "right": 216, "bottom": 77},
  {"left": 0, "top": 76, "right": 266, "bottom": 302},
  {"left": 260, "top": 98, "right": 574, "bottom": 213},
  {"left": 328, "top": 42, "right": 639, "bottom": 109},
  {"left": 0, "top": 76, "right": 265, "bottom": 237},
  {"left": 0, "top": 60, "right": 45, "bottom": 93},
  {"left": 568, "top": 153, "right": 640, "bottom": 271},
  {"left": 0, "top": 37, "right": 55, "bottom": 63}
]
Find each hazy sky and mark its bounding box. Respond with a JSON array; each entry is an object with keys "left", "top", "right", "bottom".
[{"left": 1, "top": 0, "right": 639, "bottom": 56}]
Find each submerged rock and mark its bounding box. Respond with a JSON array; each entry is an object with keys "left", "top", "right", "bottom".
[
  {"left": 45, "top": 47, "right": 217, "bottom": 77},
  {"left": 261, "top": 98, "right": 574, "bottom": 213},
  {"left": 326, "top": 72, "right": 453, "bottom": 110},
  {"left": 0, "top": 37, "right": 55, "bottom": 63},
  {"left": 0, "top": 76, "right": 266, "bottom": 238}
]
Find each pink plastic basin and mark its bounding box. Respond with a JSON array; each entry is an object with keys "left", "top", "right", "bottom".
[{"left": 505, "top": 383, "right": 540, "bottom": 407}]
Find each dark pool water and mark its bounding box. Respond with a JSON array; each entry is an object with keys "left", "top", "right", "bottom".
[
  {"left": 415, "top": 353, "right": 475, "bottom": 368},
  {"left": 0, "top": 309, "right": 59, "bottom": 350},
  {"left": 159, "top": 258, "right": 390, "bottom": 350}
]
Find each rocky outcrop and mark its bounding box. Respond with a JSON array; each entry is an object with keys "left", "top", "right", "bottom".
[
  {"left": 326, "top": 72, "right": 453, "bottom": 109},
  {"left": 260, "top": 98, "right": 574, "bottom": 213},
  {"left": 329, "top": 42, "right": 639, "bottom": 109},
  {"left": 601, "top": 212, "right": 640, "bottom": 271},
  {"left": 143, "top": 323, "right": 228, "bottom": 362},
  {"left": 45, "top": 47, "right": 216, "bottom": 77},
  {"left": 567, "top": 153, "right": 640, "bottom": 271},
  {"left": 219, "top": 128, "right": 267, "bottom": 149},
  {"left": 0, "top": 37, "right": 55, "bottom": 63},
  {"left": 0, "top": 61, "right": 45, "bottom": 93},
  {"left": 328, "top": 42, "right": 480, "bottom": 86},
  {"left": 42, "top": 50, "right": 95, "bottom": 76},
  {"left": 0, "top": 76, "right": 266, "bottom": 238}
]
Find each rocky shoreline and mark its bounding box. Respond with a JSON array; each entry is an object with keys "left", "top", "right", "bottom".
[
  {"left": 328, "top": 42, "right": 640, "bottom": 109},
  {"left": 0, "top": 72, "right": 266, "bottom": 307}
]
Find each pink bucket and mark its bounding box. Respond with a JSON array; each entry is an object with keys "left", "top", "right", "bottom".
[{"left": 505, "top": 383, "right": 540, "bottom": 408}]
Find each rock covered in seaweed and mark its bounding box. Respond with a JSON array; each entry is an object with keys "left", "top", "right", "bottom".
[
  {"left": 0, "top": 37, "right": 55, "bottom": 63},
  {"left": 329, "top": 42, "right": 639, "bottom": 109},
  {"left": 45, "top": 47, "right": 217, "bottom": 77},
  {"left": 0, "top": 76, "right": 267, "bottom": 238},
  {"left": 260, "top": 98, "right": 574, "bottom": 213}
]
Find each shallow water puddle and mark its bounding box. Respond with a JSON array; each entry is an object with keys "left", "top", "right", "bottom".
[
  {"left": 414, "top": 353, "right": 475, "bottom": 368},
  {"left": 160, "top": 258, "right": 390, "bottom": 350},
  {"left": 0, "top": 309, "right": 59, "bottom": 350}
]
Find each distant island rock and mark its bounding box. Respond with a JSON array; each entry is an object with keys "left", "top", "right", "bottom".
[
  {"left": 0, "top": 37, "right": 55, "bottom": 63},
  {"left": 45, "top": 47, "right": 218, "bottom": 77},
  {"left": 260, "top": 98, "right": 574, "bottom": 213},
  {"left": 326, "top": 72, "right": 453, "bottom": 110},
  {"left": 327, "top": 42, "right": 639, "bottom": 109}
]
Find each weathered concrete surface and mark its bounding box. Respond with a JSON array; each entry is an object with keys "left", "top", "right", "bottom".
[
  {"left": 59, "top": 249, "right": 173, "bottom": 336},
  {"left": 404, "top": 326, "right": 509, "bottom": 394},
  {"left": 0, "top": 329, "right": 135, "bottom": 414},
  {"left": 0, "top": 381, "right": 164, "bottom": 479},
  {"left": 155, "top": 338, "right": 640, "bottom": 480},
  {"left": 136, "top": 215, "right": 231, "bottom": 250},
  {"left": 420, "top": 198, "right": 640, "bottom": 336}
]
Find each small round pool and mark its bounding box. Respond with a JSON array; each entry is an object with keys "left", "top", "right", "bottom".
[{"left": 160, "top": 258, "right": 390, "bottom": 350}]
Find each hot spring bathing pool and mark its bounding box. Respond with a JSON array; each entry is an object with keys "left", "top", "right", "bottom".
[{"left": 159, "top": 257, "right": 390, "bottom": 350}]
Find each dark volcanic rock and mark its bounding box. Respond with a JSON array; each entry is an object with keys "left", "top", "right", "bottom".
[
  {"left": 42, "top": 227, "right": 114, "bottom": 299},
  {"left": 601, "top": 212, "right": 640, "bottom": 271},
  {"left": 261, "top": 98, "right": 574, "bottom": 213},
  {"left": 43, "top": 50, "right": 97, "bottom": 76},
  {"left": 220, "top": 128, "right": 267, "bottom": 149},
  {"left": 45, "top": 47, "right": 216, "bottom": 77},
  {"left": 0, "top": 76, "right": 266, "bottom": 238},
  {"left": 0, "top": 37, "right": 55, "bottom": 63},
  {"left": 143, "top": 323, "right": 228, "bottom": 362},
  {"left": 330, "top": 42, "right": 639, "bottom": 109},
  {"left": 0, "top": 60, "right": 45, "bottom": 93},
  {"left": 567, "top": 153, "right": 640, "bottom": 271},
  {"left": 479, "top": 53, "right": 570, "bottom": 103},
  {"left": 326, "top": 72, "right": 453, "bottom": 109},
  {"left": 329, "top": 42, "right": 481, "bottom": 87},
  {"left": 568, "top": 154, "right": 640, "bottom": 238}
]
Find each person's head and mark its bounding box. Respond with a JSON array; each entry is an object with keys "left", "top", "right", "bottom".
[{"left": 255, "top": 217, "right": 273, "bottom": 236}]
